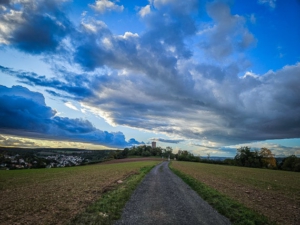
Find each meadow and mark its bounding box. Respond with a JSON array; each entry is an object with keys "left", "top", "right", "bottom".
[
  {"left": 0, "top": 160, "right": 160, "bottom": 225},
  {"left": 171, "top": 161, "right": 300, "bottom": 225}
]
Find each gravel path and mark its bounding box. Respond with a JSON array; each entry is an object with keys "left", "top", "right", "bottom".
[{"left": 114, "top": 161, "right": 231, "bottom": 225}]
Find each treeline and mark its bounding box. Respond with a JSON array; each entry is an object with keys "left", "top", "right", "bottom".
[
  {"left": 110, "top": 145, "right": 174, "bottom": 159},
  {"left": 182, "top": 146, "right": 300, "bottom": 172},
  {"left": 111, "top": 145, "right": 200, "bottom": 162},
  {"left": 229, "top": 146, "right": 300, "bottom": 172},
  {"left": 112, "top": 145, "right": 300, "bottom": 172}
]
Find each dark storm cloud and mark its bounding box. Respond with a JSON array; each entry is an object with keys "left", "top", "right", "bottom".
[
  {"left": 0, "top": 85, "right": 55, "bottom": 132},
  {"left": 0, "top": 0, "right": 72, "bottom": 54},
  {"left": 0, "top": 85, "right": 140, "bottom": 148}
]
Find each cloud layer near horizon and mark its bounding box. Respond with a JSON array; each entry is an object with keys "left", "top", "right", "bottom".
[
  {"left": 0, "top": 0, "right": 299, "bottom": 149},
  {"left": 0, "top": 85, "right": 139, "bottom": 148}
]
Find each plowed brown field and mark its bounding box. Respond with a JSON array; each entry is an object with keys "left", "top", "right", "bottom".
[
  {"left": 172, "top": 161, "right": 300, "bottom": 225},
  {"left": 0, "top": 160, "right": 160, "bottom": 225}
]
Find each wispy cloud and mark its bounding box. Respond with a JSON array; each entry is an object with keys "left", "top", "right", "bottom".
[
  {"left": 258, "top": 0, "right": 276, "bottom": 9},
  {"left": 150, "top": 138, "right": 184, "bottom": 144},
  {"left": 64, "top": 101, "right": 79, "bottom": 111}
]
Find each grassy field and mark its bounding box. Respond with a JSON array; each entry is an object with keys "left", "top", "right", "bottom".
[
  {"left": 0, "top": 160, "right": 160, "bottom": 225},
  {"left": 171, "top": 161, "right": 300, "bottom": 225}
]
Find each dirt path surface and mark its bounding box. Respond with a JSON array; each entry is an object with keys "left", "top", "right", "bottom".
[{"left": 114, "top": 161, "right": 231, "bottom": 225}]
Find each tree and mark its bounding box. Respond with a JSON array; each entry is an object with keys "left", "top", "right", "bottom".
[
  {"left": 281, "top": 155, "right": 300, "bottom": 172},
  {"left": 122, "top": 148, "right": 129, "bottom": 158},
  {"left": 234, "top": 146, "right": 251, "bottom": 166},
  {"left": 234, "top": 146, "right": 262, "bottom": 167},
  {"left": 259, "top": 148, "right": 276, "bottom": 168},
  {"left": 150, "top": 147, "right": 162, "bottom": 156},
  {"left": 177, "top": 150, "right": 200, "bottom": 162},
  {"left": 162, "top": 146, "right": 174, "bottom": 159}
]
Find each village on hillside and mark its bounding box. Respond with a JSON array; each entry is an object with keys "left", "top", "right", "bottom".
[{"left": 0, "top": 147, "right": 112, "bottom": 170}]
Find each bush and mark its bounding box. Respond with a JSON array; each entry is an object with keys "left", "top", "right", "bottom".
[
  {"left": 141, "top": 151, "right": 151, "bottom": 157},
  {"left": 281, "top": 155, "right": 300, "bottom": 172}
]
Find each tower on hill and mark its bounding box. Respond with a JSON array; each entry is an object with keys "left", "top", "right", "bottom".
[{"left": 152, "top": 141, "right": 156, "bottom": 148}]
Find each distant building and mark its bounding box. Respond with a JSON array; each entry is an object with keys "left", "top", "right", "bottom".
[{"left": 152, "top": 141, "right": 156, "bottom": 148}]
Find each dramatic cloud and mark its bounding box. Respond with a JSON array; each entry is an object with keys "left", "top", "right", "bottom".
[
  {"left": 89, "top": 0, "right": 124, "bottom": 14},
  {"left": 5, "top": 62, "right": 300, "bottom": 147},
  {"left": 0, "top": 85, "right": 139, "bottom": 148},
  {"left": 0, "top": 0, "right": 72, "bottom": 53},
  {"left": 0, "top": 0, "right": 299, "bottom": 153}
]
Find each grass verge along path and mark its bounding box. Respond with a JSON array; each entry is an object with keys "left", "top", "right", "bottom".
[
  {"left": 171, "top": 161, "right": 300, "bottom": 225},
  {"left": 0, "top": 161, "right": 160, "bottom": 225}
]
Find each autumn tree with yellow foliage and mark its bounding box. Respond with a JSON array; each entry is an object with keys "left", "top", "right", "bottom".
[
  {"left": 234, "top": 146, "right": 277, "bottom": 168},
  {"left": 259, "top": 147, "right": 276, "bottom": 168}
]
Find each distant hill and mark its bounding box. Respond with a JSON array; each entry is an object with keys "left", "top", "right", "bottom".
[{"left": 206, "top": 156, "right": 233, "bottom": 161}]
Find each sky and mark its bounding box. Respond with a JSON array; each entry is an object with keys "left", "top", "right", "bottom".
[{"left": 0, "top": 0, "right": 299, "bottom": 157}]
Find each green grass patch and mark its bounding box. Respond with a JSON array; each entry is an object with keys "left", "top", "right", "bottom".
[
  {"left": 169, "top": 163, "right": 273, "bottom": 225},
  {"left": 69, "top": 164, "right": 156, "bottom": 225}
]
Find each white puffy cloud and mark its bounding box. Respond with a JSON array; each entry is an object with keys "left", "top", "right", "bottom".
[
  {"left": 89, "top": 0, "right": 124, "bottom": 14},
  {"left": 138, "top": 5, "right": 151, "bottom": 17}
]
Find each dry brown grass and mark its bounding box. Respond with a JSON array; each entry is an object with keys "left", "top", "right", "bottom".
[
  {"left": 172, "top": 161, "right": 300, "bottom": 225},
  {"left": 0, "top": 161, "right": 159, "bottom": 225}
]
